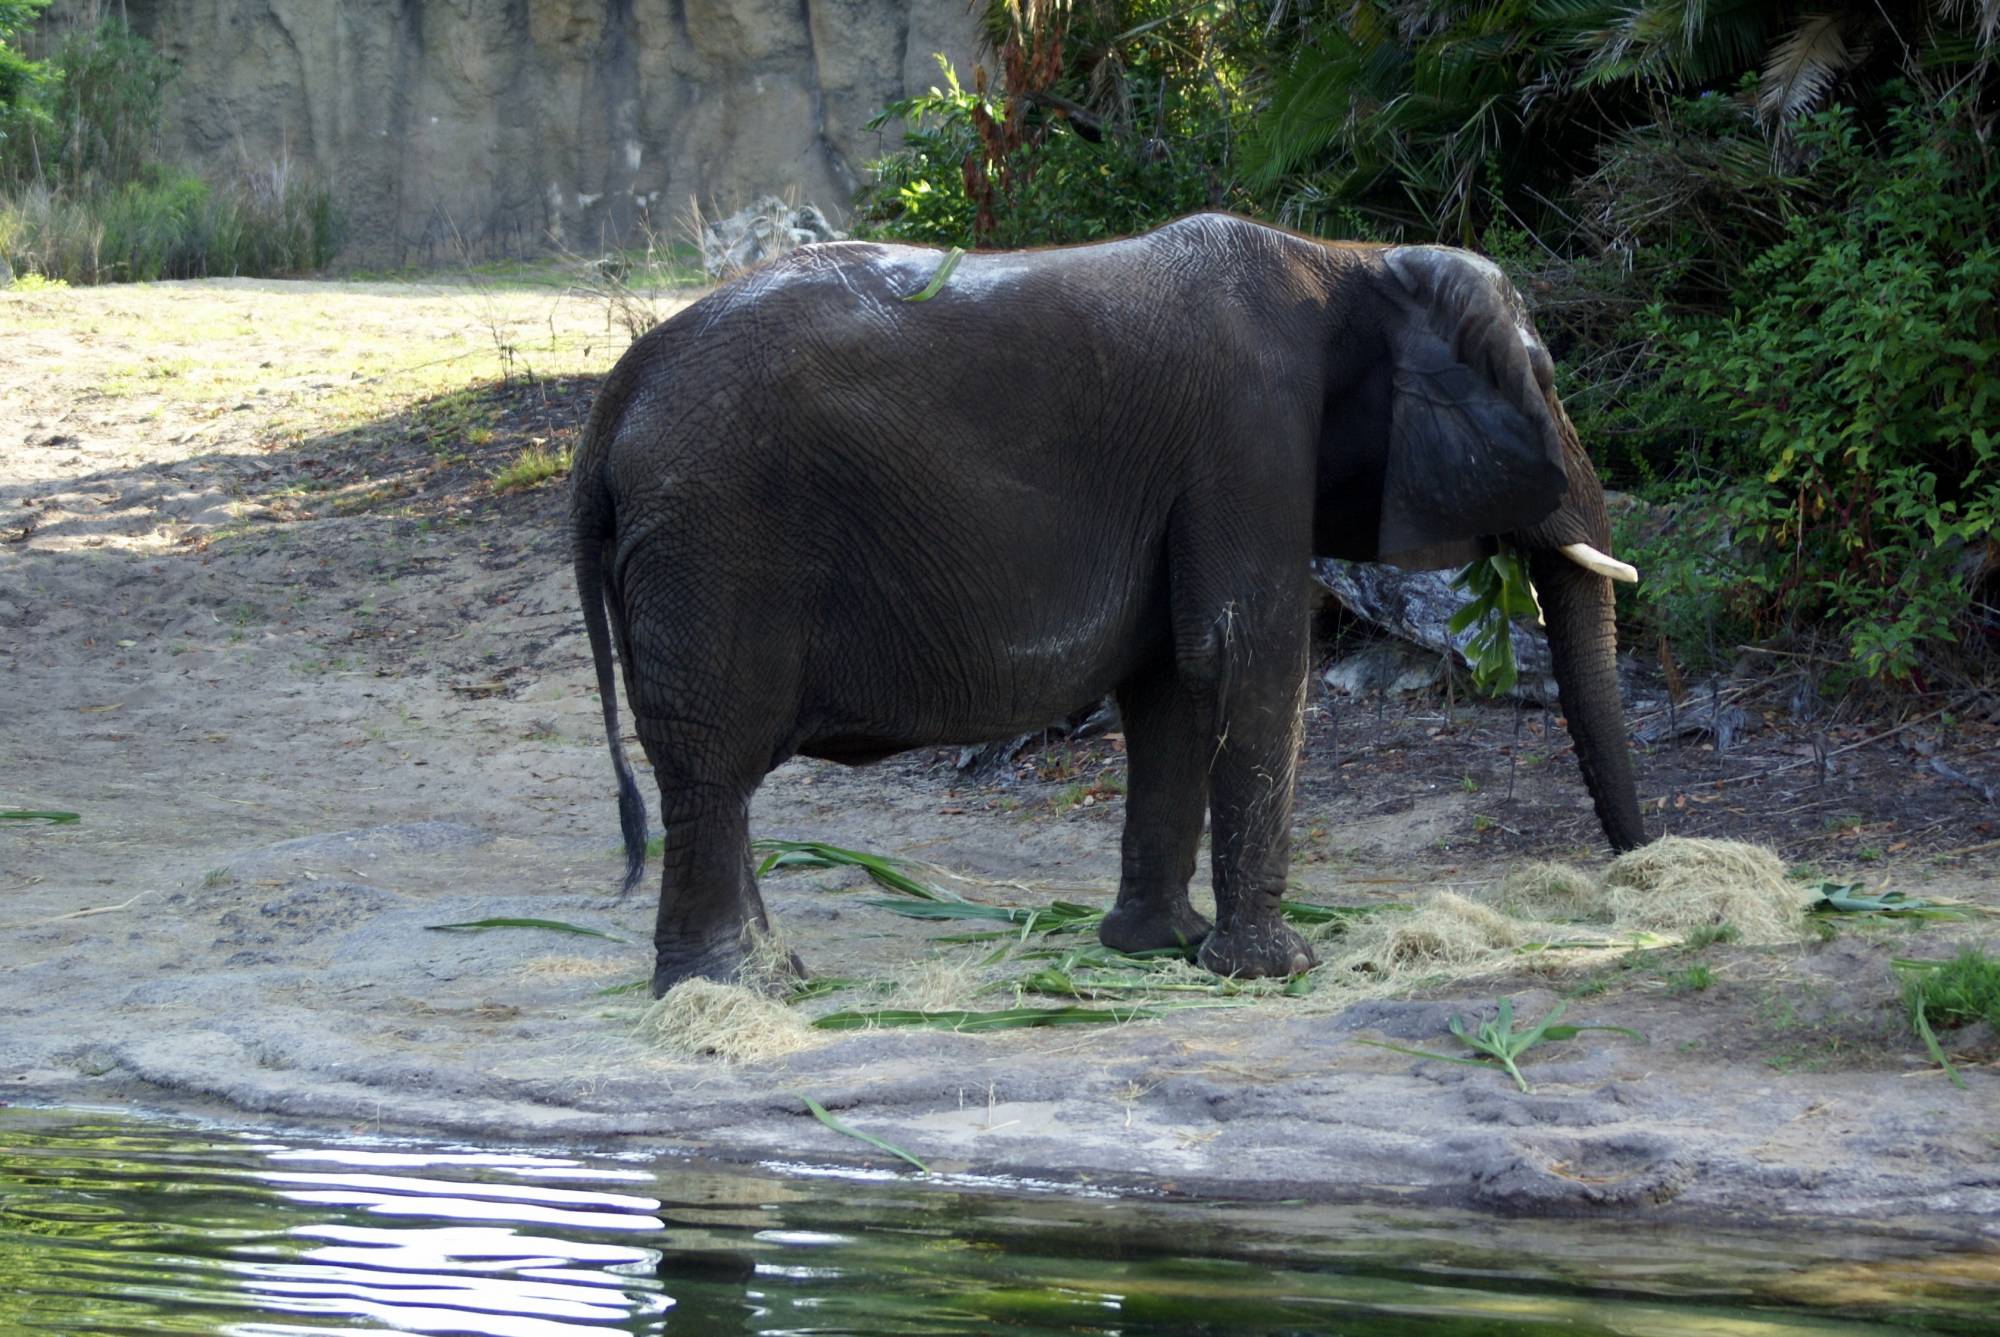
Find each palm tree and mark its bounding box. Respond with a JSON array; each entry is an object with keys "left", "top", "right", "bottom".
[{"left": 1247, "top": 0, "right": 1999, "bottom": 241}]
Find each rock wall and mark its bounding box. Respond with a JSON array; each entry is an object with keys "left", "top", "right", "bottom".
[{"left": 102, "top": 0, "right": 979, "bottom": 265}]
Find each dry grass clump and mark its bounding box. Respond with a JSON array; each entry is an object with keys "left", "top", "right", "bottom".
[
  {"left": 1601, "top": 836, "right": 1804, "bottom": 943},
  {"left": 520, "top": 954, "right": 635, "bottom": 981},
  {"left": 1314, "top": 890, "right": 1538, "bottom": 1000},
  {"left": 635, "top": 979, "right": 822, "bottom": 1063},
  {"left": 1496, "top": 861, "right": 1609, "bottom": 923},
  {"left": 1289, "top": 838, "right": 1802, "bottom": 1009},
  {"left": 887, "top": 950, "right": 994, "bottom": 1012}
]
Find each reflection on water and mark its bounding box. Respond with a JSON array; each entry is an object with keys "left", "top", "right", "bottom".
[{"left": 1, "top": 1107, "right": 1995, "bottom": 1335}]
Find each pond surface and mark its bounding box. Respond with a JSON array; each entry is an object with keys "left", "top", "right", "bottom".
[{"left": 1, "top": 1107, "right": 1994, "bottom": 1335}]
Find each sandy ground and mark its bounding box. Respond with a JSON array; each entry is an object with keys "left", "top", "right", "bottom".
[{"left": 3, "top": 275, "right": 1998, "bottom": 1240}]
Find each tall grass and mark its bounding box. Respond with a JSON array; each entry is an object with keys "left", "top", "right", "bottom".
[
  {"left": 0, "top": 14, "right": 340, "bottom": 284},
  {"left": 1, "top": 166, "right": 339, "bottom": 284}
]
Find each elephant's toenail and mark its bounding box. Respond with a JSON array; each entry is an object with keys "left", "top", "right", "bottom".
[{"left": 1290, "top": 952, "right": 1310, "bottom": 974}]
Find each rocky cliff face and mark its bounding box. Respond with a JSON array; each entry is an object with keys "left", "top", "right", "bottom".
[{"left": 110, "top": 0, "right": 978, "bottom": 264}]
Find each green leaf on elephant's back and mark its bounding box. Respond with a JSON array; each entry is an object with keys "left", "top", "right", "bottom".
[
  {"left": 900, "top": 246, "right": 966, "bottom": 301},
  {"left": 425, "top": 917, "right": 627, "bottom": 942},
  {"left": 1, "top": 810, "right": 80, "bottom": 824}
]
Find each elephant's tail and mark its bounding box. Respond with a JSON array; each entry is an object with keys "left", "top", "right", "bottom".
[{"left": 573, "top": 459, "right": 648, "bottom": 896}]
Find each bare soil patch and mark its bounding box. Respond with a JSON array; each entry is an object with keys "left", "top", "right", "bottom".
[{"left": 3, "top": 276, "right": 1997, "bottom": 1236}]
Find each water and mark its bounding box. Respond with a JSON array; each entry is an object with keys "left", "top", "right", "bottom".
[{"left": 1, "top": 1108, "right": 1994, "bottom": 1335}]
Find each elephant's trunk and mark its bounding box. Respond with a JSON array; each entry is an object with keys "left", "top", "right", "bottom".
[{"left": 1527, "top": 548, "right": 1646, "bottom": 852}]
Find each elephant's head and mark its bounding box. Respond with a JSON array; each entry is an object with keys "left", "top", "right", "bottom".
[{"left": 1315, "top": 243, "right": 1647, "bottom": 852}]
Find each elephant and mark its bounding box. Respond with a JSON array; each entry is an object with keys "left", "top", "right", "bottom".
[{"left": 571, "top": 212, "right": 1646, "bottom": 998}]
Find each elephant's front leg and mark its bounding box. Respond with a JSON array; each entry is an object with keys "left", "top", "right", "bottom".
[
  {"left": 636, "top": 714, "right": 784, "bottom": 996},
  {"left": 1099, "top": 664, "right": 1214, "bottom": 954},
  {"left": 1194, "top": 622, "right": 1316, "bottom": 980}
]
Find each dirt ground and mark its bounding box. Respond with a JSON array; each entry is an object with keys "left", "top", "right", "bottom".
[{"left": 3, "top": 275, "right": 1998, "bottom": 1239}]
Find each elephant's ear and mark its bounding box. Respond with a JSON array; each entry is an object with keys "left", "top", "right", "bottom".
[{"left": 1373, "top": 246, "right": 1568, "bottom": 570}]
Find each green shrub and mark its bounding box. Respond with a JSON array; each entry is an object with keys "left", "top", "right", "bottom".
[
  {"left": 860, "top": 56, "right": 1218, "bottom": 248},
  {"left": 858, "top": 3, "right": 1244, "bottom": 248},
  {"left": 1, "top": 15, "right": 170, "bottom": 192},
  {"left": 1626, "top": 96, "right": 1999, "bottom": 681}
]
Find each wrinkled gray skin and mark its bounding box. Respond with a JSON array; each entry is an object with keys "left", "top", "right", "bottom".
[{"left": 572, "top": 214, "right": 1646, "bottom": 997}]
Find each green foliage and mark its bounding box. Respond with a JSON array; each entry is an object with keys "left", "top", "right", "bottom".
[
  {"left": 1809, "top": 883, "right": 1975, "bottom": 920},
  {"left": 489, "top": 443, "right": 572, "bottom": 492},
  {"left": 0, "top": 16, "right": 169, "bottom": 193},
  {"left": 798, "top": 1094, "right": 931, "bottom": 1173},
  {"left": 0, "top": 167, "right": 341, "bottom": 282},
  {"left": 1668, "top": 963, "right": 1715, "bottom": 993},
  {"left": 811, "top": 1003, "right": 1170, "bottom": 1031},
  {"left": 1356, "top": 996, "right": 1645, "bottom": 1093},
  {"left": 860, "top": 55, "right": 1220, "bottom": 248},
  {"left": 1448, "top": 546, "right": 1539, "bottom": 695},
  {"left": 0, "top": 15, "right": 339, "bottom": 282},
  {"left": 859, "top": 1, "right": 1248, "bottom": 247},
  {"left": 751, "top": 838, "right": 960, "bottom": 901},
  {"left": 0, "top": 1, "right": 51, "bottom": 140},
  {"left": 1628, "top": 97, "right": 2000, "bottom": 680},
  {"left": 1247, "top": 1, "right": 1998, "bottom": 242},
  {"left": 1896, "top": 947, "right": 2000, "bottom": 1088},
  {"left": 424, "top": 916, "right": 626, "bottom": 942}
]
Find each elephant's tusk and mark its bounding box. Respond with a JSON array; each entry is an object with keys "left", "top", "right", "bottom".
[
  {"left": 1527, "top": 580, "right": 1545, "bottom": 628},
  {"left": 1560, "top": 543, "right": 1639, "bottom": 584}
]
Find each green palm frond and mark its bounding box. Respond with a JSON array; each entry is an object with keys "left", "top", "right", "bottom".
[
  {"left": 1758, "top": 14, "right": 1864, "bottom": 128},
  {"left": 1936, "top": 0, "right": 2000, "bottom": 48},
  {"left": 1577, "top": 0, "right": 1780, "bottom": 87}
]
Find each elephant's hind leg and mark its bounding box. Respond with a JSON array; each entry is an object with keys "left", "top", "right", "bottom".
[
  {"left": 635, "top": 713, "right": 789, "bottom": 996},
  {"left": 1099, "top": 664, "right": 1214, "bottom": 955}
]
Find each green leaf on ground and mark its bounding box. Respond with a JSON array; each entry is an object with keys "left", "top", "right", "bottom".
[
  {"left": 813, "top": 1004, "right": 1165, "bottom": 1032},
  {"left": 798, "top": 1094, "right": 930, "bottom": 1174},
  {"left": 1356, "top": 997, "right": 1644, "bottom": 1093},
  {"left": 752, "top": 839, "right": 958, "bottom": 901},
  {"left": 424, "top": 917, "right": 626, "bottom": 942},
  {"left": 1809, "top": 882, "right": 1976, "bottom": 919}
]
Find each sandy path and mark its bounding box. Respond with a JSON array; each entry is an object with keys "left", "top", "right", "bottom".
[{"left": 3, "top": 276, "right": 1997, "bottom": 1239}]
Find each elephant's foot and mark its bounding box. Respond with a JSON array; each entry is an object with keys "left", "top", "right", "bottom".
[
  {"left": 1098, "top": 900, "right": 1212, "bottom": 955},
  {"left": 650, "top": 930, "right": 807, "bottom": 998},
  {"left": 1197, "top": 919, "right": 1315, "bottom": 979}
]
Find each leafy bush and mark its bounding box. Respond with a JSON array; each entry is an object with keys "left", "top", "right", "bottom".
[
  {"left": 0, "top": 14, "right": 169, "bottom": 192},
  {"left": 858, "top": 2, "right": 1243, "bottom": 248},
  {"left": 860, "top": 56, "right": 1217, "bottom": 248},
  {"left": 1623, "top": 96, "right": 1999, "bottom": 681}
]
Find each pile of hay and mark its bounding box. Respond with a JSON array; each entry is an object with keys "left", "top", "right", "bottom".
[
  {"left": 1599, "top": 837, "right": 1805, "bottom": 943},
  {"left": 635, "top": 980, "right": 822, "bottom": 1064},
  {"left": 1304, "top": 837, "right": 1811, "bottom": 1006}
]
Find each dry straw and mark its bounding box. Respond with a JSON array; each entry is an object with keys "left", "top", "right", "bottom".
[
  {"left": 1297, "top": 837, "right": 1807, "bottom": 1008},
  {"left": 1598, "top": 836, "right": 1806, "bottom": 943},
  {"left": 635, "top": 979, "right": 822, "bottom": 1063}
]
